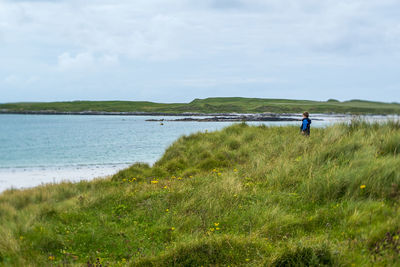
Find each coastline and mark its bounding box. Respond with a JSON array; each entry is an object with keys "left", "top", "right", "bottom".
[
  {"left": 146, "top": 115, "right": 316, "bottom": 122},
  {"left": 0, "top": 164, "right": 130, "bottom": 193},
  {"left": 1, "top": 110, "right": 396, "bottom": 119},
  {"left": 0, "top": 110, "right": 353, "bottom": 121},
  {"left": 0, "top": 110, "right": 355, "bottom": 117}
]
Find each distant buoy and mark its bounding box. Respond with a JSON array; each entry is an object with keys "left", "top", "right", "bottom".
[{"left": 160, "top": 123, "right": 164, "bottom": 125}]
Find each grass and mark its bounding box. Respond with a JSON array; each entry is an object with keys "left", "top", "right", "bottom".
[
  {"left": 1, "top": 121, "right": 400, "bottom": 266},
  {"left": 1, "top": 97, "right": 400, "bottom": 114}
]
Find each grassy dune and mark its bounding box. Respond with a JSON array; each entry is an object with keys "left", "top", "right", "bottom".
[
  {"left": 1, "top": 97, "right": 400, "bottom": 114},
  {"left": 1, "top": 122, "right": 400, "bottom": 266}
]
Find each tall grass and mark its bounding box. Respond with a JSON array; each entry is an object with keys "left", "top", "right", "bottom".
[{"left": 1, "top": 122, "right": 399, "bottom": 266}]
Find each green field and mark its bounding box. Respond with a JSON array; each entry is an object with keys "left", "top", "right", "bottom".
[
  {"left": 1, "top": 121, "right": 400, "bottom": 266},
  {"left": 1, "top": 97, "right": 400, "bottom": 114}
]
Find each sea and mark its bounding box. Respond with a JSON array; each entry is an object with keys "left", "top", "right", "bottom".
[{"left": 0, "top": 114, "right": 375, "bottom": 192}]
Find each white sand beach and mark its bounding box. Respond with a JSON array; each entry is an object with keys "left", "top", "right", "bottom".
[{"left": 0, "top": 164, "right": 130, "bottom": 192}]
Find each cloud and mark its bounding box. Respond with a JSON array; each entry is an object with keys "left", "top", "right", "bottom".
[
  {"left": 2, "top": 0, "right": 399, "bottom": 62},
  {"left": 4, "top": 75, "right": 19, "bottom": 84},
  {"left": 175, "top": 77, "right": 279, "bottom": 87},
  {"left": 57, "top": 52, "right": 118, "bottom": 71},
  {"left": 57, "top": 53, "right": 94, "bottom": 71},
  {"left": 209, "top": 0, "right": 242, "bottom": 9},
  {"left": 0, "top": 0, "right": 400, "bottom": 102},
  {"left": 3, "top": 74, "right": 39, "bottom": 86}
]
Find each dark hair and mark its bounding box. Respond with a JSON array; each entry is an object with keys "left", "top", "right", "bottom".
[{"left": 303, "top": 112, "right": 309, "bottom": 118}]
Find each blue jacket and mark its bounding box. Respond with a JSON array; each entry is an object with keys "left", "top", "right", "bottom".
[{"left": 301, "top": 118, "right": 311, "bottom": 134}]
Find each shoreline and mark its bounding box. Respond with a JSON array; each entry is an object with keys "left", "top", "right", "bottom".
[
  {"left": 1, "top": 110, "right": 398, "bottom": 119},
  {"left": 0, "top": 164, "right": 131, "bottom": 193},
  {"left": 146, "top": 116, "right": 304, "bottom": 122},
  {"left": 0, "top": 110, "right": 361, "bottom": 117}
]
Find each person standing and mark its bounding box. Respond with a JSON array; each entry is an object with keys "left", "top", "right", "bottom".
[{"left": 300, "top": 112, "right": 311, "bottom": 136}]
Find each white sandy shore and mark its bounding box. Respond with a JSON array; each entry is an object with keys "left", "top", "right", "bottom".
[{"left": 0, "top": 164, "right": 131, "bottom": 193}]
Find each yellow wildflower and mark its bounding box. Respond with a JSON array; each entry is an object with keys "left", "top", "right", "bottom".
[
  {"left": 151, "top": 180, "right": 159, "bottom": 184},
  {"left": 360, "top": 185, "right": 366, "bottom": 189},
  {"left": 245, "top": 259, "right": 250, "bottom": 262},
  {"left": 234, "top": 168, "right": 238, "bottom": 172},
  {"left": 48, "top": 256, "right": 55, "bottom": 261},
  {"left": 171, "top": 227, "right": 175, "bottom": 231},
  {"left": 216, "top": 227, "right": 220, "bottom": 230},
  {"left": 217, "top": 172, "right": 222, "bottom": 176},
  {"left": 166, "top": 209, "right": 169, "bottom": 212},
  {"left": 19, "top": 236, "right": 24, "bottom": 240},
  {"left": 163, "top": 185, "right": 168, "bottom": 189},
  {"left": 189, "top": 175, "right": 193, "bottom": 178},
  {"left": 214, "top": 222, "right": 219, "bottom": 226}
]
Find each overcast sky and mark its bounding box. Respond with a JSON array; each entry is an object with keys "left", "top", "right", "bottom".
[{"left": 0, "top": 0, "right": 399, "bottom": 103}]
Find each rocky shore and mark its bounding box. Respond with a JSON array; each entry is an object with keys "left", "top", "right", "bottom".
[
  {"left": 0, "top": 110, "right": 332, "bottom": 122},
  {"left": 146, "top": 115, "right": 306, "bottom": 122}
]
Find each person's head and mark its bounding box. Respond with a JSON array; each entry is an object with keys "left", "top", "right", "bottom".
[{"left": 302, "top": 112, "right": 309, "bottom": 118}]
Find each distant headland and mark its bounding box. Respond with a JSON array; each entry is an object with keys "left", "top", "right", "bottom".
[{"left": 1, "top": 97, "right": 399, "bottom": 115}]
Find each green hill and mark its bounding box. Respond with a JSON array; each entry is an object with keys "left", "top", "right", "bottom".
[
  {"left": 1, "top": 97, "right": 400, "bottom": 114},
  {"left": 1, "top": 121, "right": 400, "bottom": 266}
]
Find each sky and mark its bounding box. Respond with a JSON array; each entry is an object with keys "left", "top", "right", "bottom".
[{"left": 0, "top": 0, "right": 399, "bottom": 103}]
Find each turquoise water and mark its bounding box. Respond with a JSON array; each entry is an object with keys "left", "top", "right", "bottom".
[{"left": 0, "top": 115, "right": 237, "bottom": 168}]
